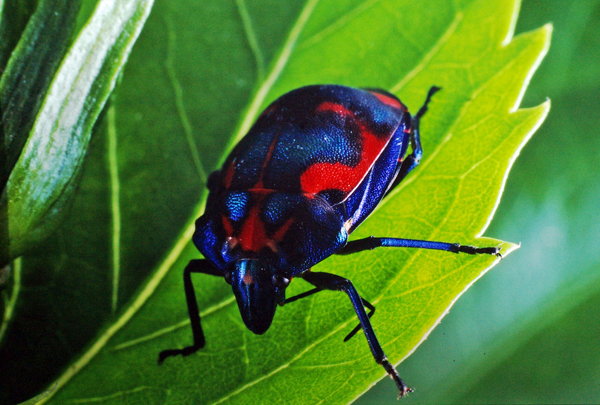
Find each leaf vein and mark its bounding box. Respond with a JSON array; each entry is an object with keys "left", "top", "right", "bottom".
[
  {"left": 227, "top": 0, "right": 321, "bottom": 149},
  {"left": 298, "top": 0, "right": 383, "bottom": 50},
  {"left": 207, "top": 316, "right": 358, "bottom": 405},
  {"left": 110, "top": 295, "right": 236, "bottom": 351},
  {"left": 67, "top": 386, "right": 167, "bottom": 403},
  {"left": 164, "top": 16, "right": 207, "bottom": 184},
  {"left": 235, "top": 0, "right": 266, "bottom": 81},
  {"left": 107, "top": 103, "right": 121, "bottom": 313},
  {"left": 390, "top": 11, "right": 463, "bottom": 93}
]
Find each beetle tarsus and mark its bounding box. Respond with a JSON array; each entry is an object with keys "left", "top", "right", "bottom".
[
  {"left": 455, "top": 244, "right": 501, "bottom": 256},
  {"left": 158, "top": 259, "right": 219, "bottom": 365},
  {"left": 158, "top": 345, "right": 200, "bottom": 365},
  {"left": 381, "top": 357, "right": 413, "bottom": 398},
  {"left": 299, "top": 271, "right": 412, "bottom": 398}
]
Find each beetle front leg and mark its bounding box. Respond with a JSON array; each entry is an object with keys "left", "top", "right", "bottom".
[
  {"left": 300, "top": 271, "right": 412, "bottom": 398},
  {"left": 158, "top": 259, "right": 223, "bottom": 364},
  {"left": 337, "top": 236, "right": 500, "bottom": 257}
]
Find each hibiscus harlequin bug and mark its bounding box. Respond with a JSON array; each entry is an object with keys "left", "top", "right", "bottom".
[{"left": 158, "top": 85, "right": 500, "bottom": 397}]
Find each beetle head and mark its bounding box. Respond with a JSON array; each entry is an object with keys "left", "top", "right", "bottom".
[{"left": 227, "top": 259, "right": 289, "bottom": 335}]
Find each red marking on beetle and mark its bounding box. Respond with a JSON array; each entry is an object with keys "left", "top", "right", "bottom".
[
  {"left": 222, "top": 215, "right": 234, "bottom": 236},
  {"left": 403, "top": 127, "right": 411, "bottom": 133},
  {"left": 243, "top": 272, "right": 254, "bottom": 285},
  {"left": 223, "top": 161, "right": 235, "bottom": 188},
  {"left": 238, "top": 205, "right": 267, "bottom": 252},
  {"left": 369, "top": 91, "right": 403, "bottom": 109},
  {"left": 266, "top": 218, "right": 293, "bottom": 254},
  {"left": 272, "top": 217, "right": 294, "bottom": 242},
  {"left": 317, "top": 102, "right": 353, "bottom": 116},
  {"left": 227, "top": 190, "right": 294, "bottom": 252},
  {"left": 254, "top": 130, "right": 281, "bottom": 189},
  {"left": 300, "top": 129, "right": 389, "bottom": 194}
]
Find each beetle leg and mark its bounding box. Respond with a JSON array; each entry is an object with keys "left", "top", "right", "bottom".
[
  {"left": 158, "top": 259, "right": 223, "bottom": 364},
  {"left": 337, "top": 236, "right": 501, "bottom": 257},
  {"left": 281, "top": 286, "right": 375, "bottom": 342},
  {"left": 344, "top": 297, "right": 375, "bottom": 342},
  {"left": 387, "top": 86, "right": 441, "bottom": 195},
  {"left": 300, "top": 271, "right": 413, "bottom": 398},
  {"left": 279, "top": 287, "right": 322, "bottom": 305}
]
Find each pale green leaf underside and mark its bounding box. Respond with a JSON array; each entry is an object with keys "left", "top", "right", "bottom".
[
  {"left": 6, "top": 0, "right": 154, "bottom": 258},
  {"left": 43, "top": 0, "right": 550, "bottom": 403}
]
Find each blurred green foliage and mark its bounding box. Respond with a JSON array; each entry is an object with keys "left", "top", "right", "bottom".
[{"left": 357, "top": 0, "right": 600, "bottom": 403}]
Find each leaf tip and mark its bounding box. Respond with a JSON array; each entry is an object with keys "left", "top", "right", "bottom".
[
  {"left": 541, "top": 97, "right": 552, "bottom": 114},
  {"left": 501, "top": 241, "right": 521, "bottom": 258},
  {"left": 541, "top": 22, "right": 554, "bottom": 38}
]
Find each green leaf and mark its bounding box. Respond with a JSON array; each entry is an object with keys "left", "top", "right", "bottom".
[
  {"left": 0, "top": 0, "right": 81, "bottom": 263},
  {"left": 2, "top": 0, "right": 154, "bottom": 263},
  {"left": 1, "top": 0, "right": 549, "bottom": 403}
]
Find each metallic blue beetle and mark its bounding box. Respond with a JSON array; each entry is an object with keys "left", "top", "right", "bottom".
[{"left": 159, "top": 85, "right": 499, "bottom": 397}]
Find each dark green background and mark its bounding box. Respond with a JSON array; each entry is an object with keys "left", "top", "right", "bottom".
[{"left": 358, "top": 0, "right": 600, "bottom": 403}]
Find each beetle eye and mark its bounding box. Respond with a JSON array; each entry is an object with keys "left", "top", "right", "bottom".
[
  {"left": 224, "top": 271, "right": 233, "bottom": 285},
  {"left": 272, "top": 274, "right": 289, "bottom": 288}
]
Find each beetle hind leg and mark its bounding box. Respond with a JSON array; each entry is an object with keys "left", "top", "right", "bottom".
[{"left": 300, "top": 271, "right": 413, "bottom": 398}]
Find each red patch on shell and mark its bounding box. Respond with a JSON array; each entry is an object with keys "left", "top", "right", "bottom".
[
  {"left": 369, "top": 91, "right": 403, "bottom": 109},
  {"left": 300, "top": 129, "right": 389, "bottom": 194},
  {"left": 317, "top": 102, "right": 353, "bottom": 116},
  {"left": 253, "top": 130, "right": 281, "bottom": 190},
  {"left": 243, "top": 272, "right": 254, "bottom": 285}
]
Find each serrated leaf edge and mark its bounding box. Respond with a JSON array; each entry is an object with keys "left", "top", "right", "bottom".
[{"left": 479, "top": 24, "right": 552, "bottom": 237}]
